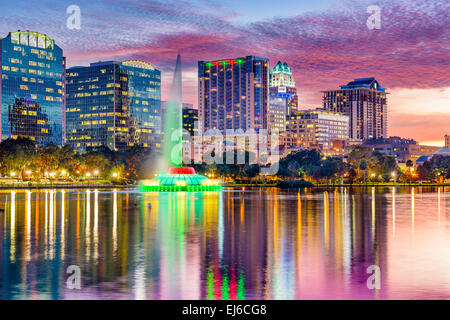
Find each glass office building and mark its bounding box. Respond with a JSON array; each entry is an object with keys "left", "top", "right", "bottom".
[
  {"left": 198, "top": 56, "right": 269, "bottom": 134},
  {"left": 66, "top": 60, "right": 161, "bottom": 151},
  {"left": 0, "top": 31, "right": 65, "bottom": 145}
]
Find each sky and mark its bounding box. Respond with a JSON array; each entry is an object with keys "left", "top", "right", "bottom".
[{"left": 0, "top": 0, "right": 449, "bottom": 146}]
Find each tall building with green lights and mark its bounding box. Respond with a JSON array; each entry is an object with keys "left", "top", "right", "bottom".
[
  {"left": 66, "top": 60, "right": 161, "bottom": 151},
  {"left": 198, "top": 56, "right": 269, "bottom": 134},
  {"left": 0, "top": 30, "right": 65, "bottom": 145}
]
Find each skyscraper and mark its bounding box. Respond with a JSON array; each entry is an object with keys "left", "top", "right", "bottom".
[
  {"left": 270, "top": 61, "right": 298, "bottom": 115},
  {"left": 0, "top": 30, "right": 65, "bottom": 145},
  {"left": 322, "top": 77, "right": 388, "bottom": 141},
  {"left": 445, "top": 134, "right": 450, "bottom": 148},
  {"left": 66, "top": 60, "right": 161, "bottom": 151},
  {"left": 198, "top": 56, "right": 269, "bottom": 134}
]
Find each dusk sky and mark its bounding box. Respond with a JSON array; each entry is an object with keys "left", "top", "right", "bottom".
[{"left": 1, "top": 0, "right": 449, "bottom": 145}]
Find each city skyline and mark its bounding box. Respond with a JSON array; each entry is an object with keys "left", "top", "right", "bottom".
[{"left": 0, "top": 0, "right": 448, "bottom": 146}]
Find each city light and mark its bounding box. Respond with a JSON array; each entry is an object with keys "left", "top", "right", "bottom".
[
  {"left": 112, "top": 172, "right": 118, "bottom": 178},
  {"left": 10, "top": 172, "right": 16, "bottom": 177}
]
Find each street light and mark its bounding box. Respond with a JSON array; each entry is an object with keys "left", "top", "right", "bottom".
[
  {"left": 94, "top": 170, "right": 99, "bottom": 176},
  {"left": 10, "top": 172, "right": 16, "bottom": 177},
  {"left": 112, "top": 172, "right": 118, "bottom": 178}
]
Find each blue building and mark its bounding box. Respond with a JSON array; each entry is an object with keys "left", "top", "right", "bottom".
[
  {"left": 198, "top": 56, "right": 269, "bottom": 134},
  {"left": 66, "top": 60, "right": 161, "bottom": 151},
  {"left": 0, "top": 31, "right": 65, "bottom": 145}
]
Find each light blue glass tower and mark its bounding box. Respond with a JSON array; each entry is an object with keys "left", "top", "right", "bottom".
[{"left": 0, "top": 31, "right": 65, "bottom": 145}]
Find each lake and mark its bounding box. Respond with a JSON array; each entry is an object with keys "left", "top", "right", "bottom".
[{"left": 0, "top": 187, "right": 449, "bottom": 300}]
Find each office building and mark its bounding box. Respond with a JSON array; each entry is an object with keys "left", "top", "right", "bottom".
[
  {"left": 198, "top": 56, "right": 269, "bottom": 134},
  {"left": 359, "top": 136, "right": 440, "bottom": 165},
  {"left": 183, "top": 106, "right": 198, "bottom": 136},
  {"left": 66, "top": 60, "right": 161, "bottom": 151},
  {"left": 282, "top": 109, "right": 349, "bottom": 156},
  {"left": 268, "top": 94, "right": 287, "bottom": 132},
  {"left": 270, "top": 61, "right": 298, "bottom": 115},
  {"left": 322, "top": 77, "right": 388, "bottom": 140},
  {"left": 445, "top": 134, "right": 450, "bottom": 148},
  {"left": 0, "top": 30, "right": 65, "bottom": 145}
]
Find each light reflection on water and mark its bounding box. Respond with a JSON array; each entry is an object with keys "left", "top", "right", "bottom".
[{"left": 0, "top": 187, "right": 449, "bottom": 300}]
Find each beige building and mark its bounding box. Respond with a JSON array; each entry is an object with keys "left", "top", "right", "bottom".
[
  {"left": 282, "top": 109, "right": 349, "bottom": 156},
  {"left": 360, "top": 137, "right": 440, "bottom": 165},
  {"left": 445, "top": 134, "right": 450, "bottom": 148},
  {"left": 322, "top": 77, "right": 388, "bottom": 141}
]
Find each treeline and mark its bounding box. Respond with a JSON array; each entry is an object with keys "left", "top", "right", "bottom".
[
  {"left": 0, "top": 137, "right": 154, "bottom": 184},
  {"left": 192, "top": 148, "right": 450, "bottom": 184}
]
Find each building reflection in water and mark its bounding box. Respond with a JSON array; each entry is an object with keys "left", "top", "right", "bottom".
[{"left": 0, "top": 187, "right": 449, "bottom": 299}]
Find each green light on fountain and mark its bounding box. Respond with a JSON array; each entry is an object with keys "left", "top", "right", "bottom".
[{"left": 140, "top": 54, "right": 221, "bottom": 192}]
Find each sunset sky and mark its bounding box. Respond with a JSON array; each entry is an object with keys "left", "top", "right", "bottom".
[{"left": 1, "top": 0, "right": 449, "bottom": 146}]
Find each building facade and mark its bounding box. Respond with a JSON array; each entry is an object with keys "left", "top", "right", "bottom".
[
  {"left": 359, "top": 136, "right": 440, "bottom": 165},
  {"left": 268, "top": 94, "right": 287, "bottom": 132},
  {"left": 282, "top": 109, "right": 349, "bottom": 156},
  {"left": 183, "top": 106, "right": 198, "bottom": 136},
  {"left": 322, "top": 77, "right": 388, "bottom": 141},
  {"left": 0, "top": 30, "right": 65, "bottom": 145},
  {"left": 445, "top": 134, "right": 450, "bottom": 148},
  {"left": 270, "top": 61, "right": 298, "bottom": 115},
  {"left": 198, "top": 56, "right": 269, "bottom": 134},
  {"left": 66, "top": 60, "right": 161, "bottom": 151}
]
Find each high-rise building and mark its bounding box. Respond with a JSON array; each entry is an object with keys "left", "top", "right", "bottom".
[
  {"left": 0, "top": 30, "right": 65, "bottom": 145},
  {"left": 322, "top": 77, "right": 388, "bottom": 141},
  {"left": 182, "top": 106, "right": 198, "bottom": 136},
  {"left": 268, "top": 94, "right": 287, "bottom": 132},
  {"left": 445, "top": 134, "right": 450, "bottom": 148},
  {"left": 198, "top": 56, "right": 269, "bottom": 134},
  {"left": 270, "top": 61, "right": 298, "bottom": 115},
  {"left": 66, "top": 60, "right": 161, "bottom": 151},
  {"left": 282, "top": 109, "right": 349, "bottom": 156}
]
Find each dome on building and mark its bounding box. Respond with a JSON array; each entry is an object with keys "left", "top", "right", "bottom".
[
  {"left": 433, "top": 148, "right": 450, "bottom": 157},
  {"left": 272, "top": 61, "right": 292, "bottom": 75}
]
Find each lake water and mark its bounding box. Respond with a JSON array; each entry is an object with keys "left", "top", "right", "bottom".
[{"left": 0, "top": 187, "right": 449, "bottom": 300}]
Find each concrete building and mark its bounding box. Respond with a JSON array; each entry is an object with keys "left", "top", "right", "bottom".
[
  {"left": 268, "top": 94, "right": 287, "bottom": 132},
  {"left": 322, "top": 77, "right": 388, "bottom": 141},
  {"left": 445, "top": 134, "right": 450, "bottom": 148},
  {"left": 282, "top": 109, "right": 349, "bottom": 156},
  {"left": 359, "top": 136, "right": 440, "bottom": 165}
]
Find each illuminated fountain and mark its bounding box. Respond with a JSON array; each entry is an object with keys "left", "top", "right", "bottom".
[{"left": 139, "top": 54, "right": 221, "bottom": 192}]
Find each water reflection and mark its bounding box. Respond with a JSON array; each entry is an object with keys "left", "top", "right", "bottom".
[{"left": 0, "top": 187, "right": 449, "bottom": 299}]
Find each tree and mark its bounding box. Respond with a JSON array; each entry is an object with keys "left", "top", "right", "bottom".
[
  {"left": 0, "top": 137, "right": 37, "bottom": 178},
  {"left": 417, "top": 165, "right": 429, "bottom": 181},
  {"left": 406, "top": 160, "right": 413, "bottom": 168}
]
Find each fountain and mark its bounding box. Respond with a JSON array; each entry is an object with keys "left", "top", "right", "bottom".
[{"left": 139, "top": 54, "right": 221, "bottom": 192}]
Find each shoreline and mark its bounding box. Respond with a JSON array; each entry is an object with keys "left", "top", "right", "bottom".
[{"left": 0, "top": 182, "right": 448, "bottom": 190}]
